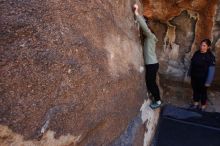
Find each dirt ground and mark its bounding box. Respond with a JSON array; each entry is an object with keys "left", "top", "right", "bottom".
[
  {"left": 160, "top": 76, "right": 220, "bottom": 112},
  {"left": 161, "top": 79, "right": 220, "bottom": 113}
]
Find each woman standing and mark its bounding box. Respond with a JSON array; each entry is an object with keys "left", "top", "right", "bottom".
[
  {"left": 133, "top": 4, "right": 162, "bottom": 109},
  {"left": 189, "top": 39, "right": 216, "bottom": 111}
]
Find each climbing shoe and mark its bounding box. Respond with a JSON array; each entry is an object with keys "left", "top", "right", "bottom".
[
  {"left": 150, "top": 100, "right": 162, "bottom": 109},
  {"left": 200, "top": 105, "right": 207, "bottom": 112}
]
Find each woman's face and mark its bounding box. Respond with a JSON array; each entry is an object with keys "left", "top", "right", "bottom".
[{"left": 200, "top": 42, "right": 209, "bottom": 53}]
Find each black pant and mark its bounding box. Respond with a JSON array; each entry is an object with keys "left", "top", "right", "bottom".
[
  {"left": 145, "top": 63, "right": 161, "bottom": 101},
  {"left": 191, "top": 77, "right": 207, "bottom": 105}
]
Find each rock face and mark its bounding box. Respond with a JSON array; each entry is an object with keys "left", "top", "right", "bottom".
[
  {"left": 142, "top": 0, "right": 220, "bottom": 93},
  {"left": 1, "top": 0, "right": 159, "bottom": 146}
]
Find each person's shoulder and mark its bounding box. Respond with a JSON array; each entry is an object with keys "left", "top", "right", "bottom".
[
  {"left": 193, "top": 50, "right": 200, "bottom": 55},
  {"left": 195, "top": 50, "right": 200, "bottom": 54},
  {"left": 207, "top": 50, "right": 216, "bottom": 65},
  {"left": 208, "top": 50, "right": 215, "bottom": 58},
  {"left": 206, "top": 50, "right": 215, "bottom": 59},
  {"left": 192, "top": 50, "right": 200, "bottom": 58}
]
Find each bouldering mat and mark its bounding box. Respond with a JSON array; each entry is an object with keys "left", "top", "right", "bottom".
[{"left": 153, "top": 105, "right": 220, "bottom": 146}]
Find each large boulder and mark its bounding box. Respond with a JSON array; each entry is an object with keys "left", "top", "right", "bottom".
[{"left": 0, "top": 0, "right": 159, "bottom": 146}]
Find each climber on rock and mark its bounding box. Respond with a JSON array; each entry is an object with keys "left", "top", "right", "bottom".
[
  {"left": 188, "top": 39, "right": 216, "bottom": 111},
  {"left": 133, "top": 4, "right": 162, "bottom": 109}
]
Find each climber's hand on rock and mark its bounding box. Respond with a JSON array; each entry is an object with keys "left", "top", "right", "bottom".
[
  {"left": 133, "top": 4, "right": 139, "bottom": 15},
  {"left": 133, "top": 4, "right": 138, "bottom": 10}
]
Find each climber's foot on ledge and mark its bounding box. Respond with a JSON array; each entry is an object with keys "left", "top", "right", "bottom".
[
  {"left": 200, "top": 105, "right": 207, "bottom": 112},
  {"left": 150, "top": 100, "right": 162, "bottom": 109}
]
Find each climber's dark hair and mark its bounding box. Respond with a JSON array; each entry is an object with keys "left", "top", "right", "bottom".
[
  {"left": 143, "top": 16, "right": 155, "bottom": 34},
  {"left": 201, "top": 39, "right": 211, "bottom": 47},
  {"left": 144, "top": 16, "right": 149, "bottom": 22}
]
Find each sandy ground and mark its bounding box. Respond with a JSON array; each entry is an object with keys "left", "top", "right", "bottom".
[
  {"left": 159, "top": 75, "right": 220, "bottom": 113},
  {"left": 162, "top": 85, "right": 220, "bottom": 113}
]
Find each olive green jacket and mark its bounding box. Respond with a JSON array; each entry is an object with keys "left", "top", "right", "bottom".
[{"left": 136, "top": 15, "right": 158, "bottom": 65}]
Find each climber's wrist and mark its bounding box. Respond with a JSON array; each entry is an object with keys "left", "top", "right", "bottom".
[
  {"left": 135, "top": 11, "right": 139, "bottom": 16},
  {"left": 133, "top": 4, "right": 139, "bottom": 16}
]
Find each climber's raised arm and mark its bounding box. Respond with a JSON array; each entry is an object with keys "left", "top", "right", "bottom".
[{"left": 133, "top": 4, "right": 156, "bottom": 39}]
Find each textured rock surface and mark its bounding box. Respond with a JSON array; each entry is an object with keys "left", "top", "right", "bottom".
[
  {"left": 142, "top": 0, "right": 220, "bottom": 97},
  {"left": 0, "top": 0, "right": 160, "bottom": 146}
]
